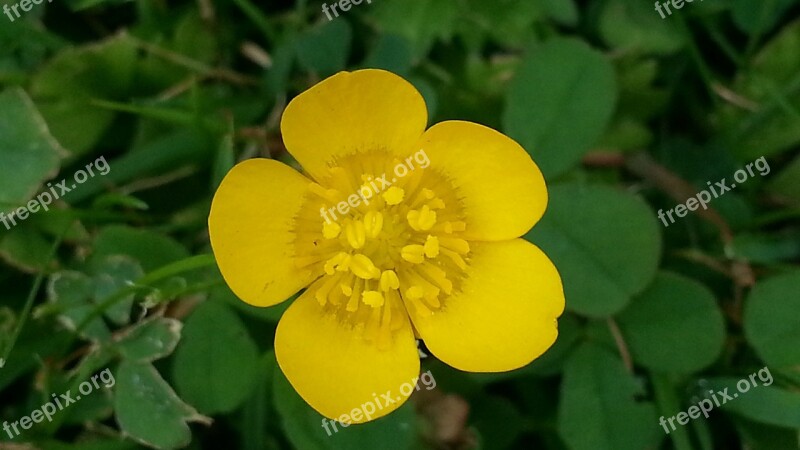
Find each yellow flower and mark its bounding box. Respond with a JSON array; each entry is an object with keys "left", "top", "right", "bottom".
[{"left": 208, "top": 69, "right": 565, "bottom": 424}]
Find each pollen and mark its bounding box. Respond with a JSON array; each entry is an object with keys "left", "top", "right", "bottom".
[{"left": 291, "top": 150, "right": 470, "bottom": 348}]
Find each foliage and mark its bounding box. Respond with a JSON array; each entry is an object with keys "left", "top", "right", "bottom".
[{"left": 1, "top": 0, "right": 799, "bottom": 449}]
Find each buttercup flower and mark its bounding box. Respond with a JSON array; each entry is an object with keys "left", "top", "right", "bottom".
[{"left": 208, "top": 69, "right": 565, "bottom": 423}]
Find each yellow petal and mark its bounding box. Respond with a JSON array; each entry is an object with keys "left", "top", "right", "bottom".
[
  {"left": 410, "top": 239, "right": 565, "bottom": 372},
  {"left": 281, "top": 69, "right": 428, "bottom": 180},
  {"left": 275, "top": 290, "right": 420, "bottom": 422},
  {"left": 209, "top": 159, "right": 316, "bottom": 307},
  {"left": 416, "top": 121, "right": 547, "bottom": 240}
]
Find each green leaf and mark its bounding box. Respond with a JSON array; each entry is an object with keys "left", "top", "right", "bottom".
[
  {"left": 0, "top": 224, "right": 57, "bottom": 272},
  {"left": 372, "top": 0, "right": 458, "bottom": 58},
  {"left": 731, "top": 231, "right": 800, "bottom": 263},
  {"left": 617, "top": 272, "right": 725, "bottom": 373},
  {"left": 47, "top": 271, "right": 111, "bottom": 341},
  {"left": 92, "top": 225, "right": 190, "bottom": 272},
  {"left": 114, "top": 317, "right": 182, "bottom": 362},
  {"left": 471, "top": 395, "right": 525, "bottom": 449},
  {"left": 503, "top": 38, "right": 617, "bottom": 177},
  {"left": 363, "top": 34, "right": 414, "bottom": 76},
  {"left": 458, "top": 0, "right": 541, "bottom": 48},
  {"left": 744, "top": 271, "right": 800, "bottom": 368},
  {"left": 114, "top": 360, "right": 210, "bottom": 450},
  {"left": 731, "top": 0, "right": 795, "bottom": 36},
  {"left": 703, "top": 377, "right": 800, "bottom": 428},
  {"left": 526, "top": 183, "right": 661, "bottom": 317},
  {"left": 0, "top": 87, "right": 64, "bottom": 208},
  {"left": 90, "top": 255, "right": 145, "bottom": 326},
  {"left": 541, "top": 0, "right": 578, "bottom": 26},
  {"left": 598, "top": 0, "right": 685, "bottom": 54},
  {"left": 558, "top": 342, "right": 662, "bottom": 450},
  {"left": 295, "top": 19, "right": 353, "bottom": 77},
  {"left": 172, "top": 301, "right": 258, "bottom": 415},
  {"left": 767, "top": 153, "right": 800, "bottom": 204},
  {"left": 272, "top": 353, "right": 416, "bottom": 450},
  {"left": 30, "top": 33, "right": 137, "bottom": 156},
  {"left": 720, "top": 20, "right": 800, "bottom": 160}
]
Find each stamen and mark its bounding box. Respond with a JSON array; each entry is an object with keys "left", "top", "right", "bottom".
[
  {"left": 382, "top": 186, "right": 405, "bottom": 205},
  {"left": 401, "top": 245, "right": 425, "bottom": 264},
  {"left": 407, "top": 205, "right": 437, "bottom": 231},
  {"left": 380, "top": 270, "right": 400, "bottom": 292},
  {"left": 322, "top": 221, "right": 341, "bottom": 239},
  {"left": 363, "top": 211, "right": 384, "bottom": 238},
  {"left": 346, "top": 278, "right": 364, "bottom": 312},
  {"left": 423, "top": 235, "right": 440, "bottom": 258},
  {"left": 440, "top": 237, "right": 470, "bottom": 254},
  {"left": 362, "top": 291, "right": 385, "bottom": 308},
  {"left": 349, "top": 254, "right": 381, "bottom": 279},
  {"left": 324, "top": 252, "right": 349, "bottom": 275},
  {"left": 309, "top": 182, "right": 340, "bottom": 203},
  {"left": 345, "top": 220, "right": 366, "bottom": 249}
]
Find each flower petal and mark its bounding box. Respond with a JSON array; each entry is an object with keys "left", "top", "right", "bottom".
[
  {"left": 275, "top": 289, "right": 420, "bottom": 422},
  {"left": 209, "top": 158, "right": 317, "bottom": 307},
  {"left": 411, "top": 239, "right": 565, "bottom": 372},
  {"left": 417, "top": 121, "right": 548, "bottom": 240},
  {"left": 280, "top": 69, "right": 428, "bottom": 180}
]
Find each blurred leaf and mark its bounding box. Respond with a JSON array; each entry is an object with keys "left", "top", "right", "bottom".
[
  {"left": 0, "top": 224, "right": 56, "bottom": 272},
  {"left": 767, "top": 153, "right": 800, "bottom": 204},
  {"left": 212, "top": 125, "right": 235, "bottom": 190},
  {"left": 734, "top": 418, "right": 800, "bottom": 450},
  {"left": 173, "top": 11, "right": 218, "bottom": 65},
  {"left": 731, "top": 231, "right": 800, "bottom": 263},
  {"left": 30, "top": 32, "right": 137, "bottom": 156},
  {"left": 372, "top": 0, "right": 458, "bottom": 58},
  {"left": 115, "top": 360, "right": 210, "bottom": 450},
  {"left": 599, "top": 0, "right": 684, "bottom": 54},
  {"left": 0, "top": 87, "right": 64, "bottom": 208},
  {"left": 721, "top": 19, "right": 800, "bottom": 160},
  {"left": 296, "top": 19, "right": 353, "bottom": 77},
  {"left": 471, "top": 395, "right": 525, "bottom": 449},
  {"left": 541, "top": 0, "right": 578, "bottom": 26},
  {"left": 63, "top": 0, "right": 132, "bottom": 11},
  {"left": 114, "top": 317, "right": 182, "bottom": 362},
  {"left": 363, "top": 34, "right": 414, "bottom": 76},
  {"left": 272, "top": 352, "right": 417, "bottom": 450},
  {"left": 47, "top": 271, "right": 111, "bottom": 341},
  {"left": 458, "top": 0, "right": 541, "bottom": 48},
  {"left": 526, "top": 183, "right": 662, "bottom": 317},
  {"left": 617, "top": 272, "right": 725, "bottom": 373},
  {"left": 92, "top": 225, "right": 190, "bottom": 272},
  {"left": 558, "top": 342, "right": 662, "bottom": 450},
  {"left": 90, "top": 255, "right": 144, "bottom": 326},
  {"left": 92, "top": 192, "right": 150, "bottom": 211},
  {"left": 504, "top": 38, "right": 617, "bottom": 177},
  {"left": 744, "top": 271, "right": 800, "bottom": 368},
  {"left": 703, "top": 377, "right": 800, "bottom": 428},
  {"left": 172, "top": 301, "right": 258, "bottom": 415},
  {"left": 731, "top": 0, "right": 796, "bottom": 36}
]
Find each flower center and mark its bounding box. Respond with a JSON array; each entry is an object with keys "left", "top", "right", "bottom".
[{"left": 291, "top": 151, "right": 470, "bottom": 348}]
